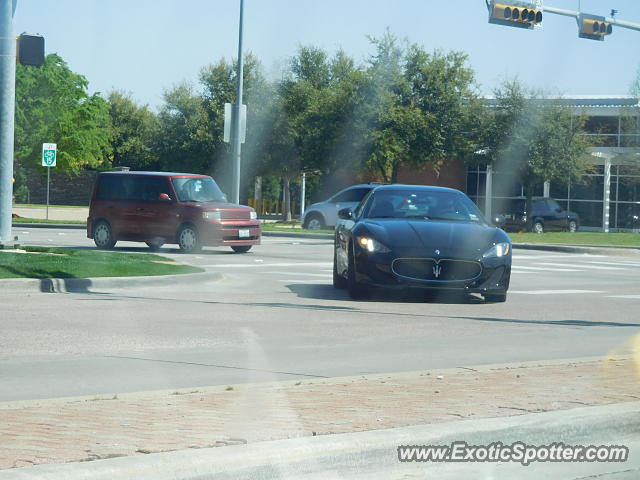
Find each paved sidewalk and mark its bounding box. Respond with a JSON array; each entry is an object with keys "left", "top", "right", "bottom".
[
  {"left": 13, "top": 206, "right": 88, "bottom": 222},
  {"left": 1, "top": 355, "right": 638, "bottom": 470}
]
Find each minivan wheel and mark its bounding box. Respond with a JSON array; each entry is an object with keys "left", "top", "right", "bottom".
[
  {"left": 93, "top": 221, "right": 116, "bottom": 249},
  {"left": 533, "top": 221, "right": 544, "bottom": 234},
  {"left": 177, "top": 225, "right": 201, "bottom": 253},
  {"left": 231, "top": 245, "right": 252, "bottom": 253},
  {"left": 304, "top": 214, "right": 325, "bottom": 231},
  {"left": 568, "top": 220, "right": 578, "bottom": 233}
]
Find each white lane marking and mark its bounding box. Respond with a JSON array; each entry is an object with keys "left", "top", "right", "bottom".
[
  {"left": 538, "top": 262, "right": 626, "bottom": 271},
  {"left": 57, "top": 232, "right": 65, "bottom": 235},
  {"left": 514, "top": 254, "right": 605, "bottom": 260},
  {"left": 588, "top": 261, "right": 640, "bottom": 267},
  {"left": 511, "top": 266, "right": 582, "bottom": 272},
  {"left": 20, "top": 231, "right": 30, "bottom": 234},
  {"left": 269, "top": 272, "right": 332, "bottom": 277},
  {"left": 510, "top": 290, "right": 604, "bottom": 295},
  {"left": 607, "top": 295, "right": 640, "bottom": 299},
  {"left": 278, "top": 280, "right": 329, "bottom": 284},
  {"left": 203, "top": 262, "right": 333, "bottom": 268}
]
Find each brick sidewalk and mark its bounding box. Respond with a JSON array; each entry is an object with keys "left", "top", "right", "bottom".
[{"left": 1, "top": 356, "right": 638, "bottom": 470}]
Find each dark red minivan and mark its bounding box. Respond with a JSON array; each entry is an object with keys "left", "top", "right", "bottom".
[{"left": 87, "top": 171, "right": 261, "bottom": 253}]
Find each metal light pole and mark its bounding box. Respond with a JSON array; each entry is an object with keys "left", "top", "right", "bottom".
[
  {"left": 0, "top": 0, "right": 16, "bottom": 245},
  {"left": 231, "top": 0, "right": 244, "bottom": 205}
]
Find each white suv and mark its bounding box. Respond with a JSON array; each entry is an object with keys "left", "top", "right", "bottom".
[{"left": 302, "top": 185, "right": 374, "bottom": 230}]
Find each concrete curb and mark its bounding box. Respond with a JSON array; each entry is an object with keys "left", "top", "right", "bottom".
[
  {"left": 3, "top": 401, "right": 638, "bottom": 479},
  {"left": 12, "top": 222, "right": 86, "bottom": 230},
  {"left": 0, "top": 271, "right": 222, "bottom": 293}
]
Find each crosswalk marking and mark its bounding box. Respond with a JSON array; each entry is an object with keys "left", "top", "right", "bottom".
[
  {"left": 203, "top": 262, "right": 332, "bottom": 268},
  {"left": 511, "top": 266, "right": 582, "bottom": 272},
  {"left": 269, "top": 272, "right": 332, "bottom": 277},
  {"left": 537, "top": 262, "right": 626, "bottom": 271},
  {"left": 510, "top": 290, "right": 604, "bottom": 295},
  {"left": 607, "top": 295, "right": 640, "bottom": 299},
  {"left": 587, "top": 261, "right": 640, "bottom": 268}
]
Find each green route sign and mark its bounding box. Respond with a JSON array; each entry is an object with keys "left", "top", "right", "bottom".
[{"left": 42, "top": 143, "right": 57, "bottom": 167}]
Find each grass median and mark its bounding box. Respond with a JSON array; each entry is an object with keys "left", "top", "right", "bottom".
[{"left": 0, "top": 246, "right": 203, "bottom": 279}]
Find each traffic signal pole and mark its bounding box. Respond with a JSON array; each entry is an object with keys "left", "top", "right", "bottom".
[
  {"left": 0, "top": 0, "right": 16, "bottom": 246},
  {"left": 542, "top": 5, "right": 640, "bottom": 32},
  {"left": 231, "top": 0, "right": 244, "bottom": 205}
]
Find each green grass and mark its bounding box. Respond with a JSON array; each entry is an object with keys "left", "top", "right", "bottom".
[
  {"left": 509, "top": 232, "right": 640, "bottom": 247},
  {"left": 0, "top": 246, "right": 203, "bottom": 279},
  {"left": 261, "top": 222, "right": 333, "bottom": 235},
  {"left": 13, "top": 217, "right": 86, "bottom": 225},
  {"left": 14, "top": 203, "right": 87, "bottom": 209}
]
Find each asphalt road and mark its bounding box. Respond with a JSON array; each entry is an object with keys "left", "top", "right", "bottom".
[{"left": 2, "top": 227, "right": 640, "bottom": 401}]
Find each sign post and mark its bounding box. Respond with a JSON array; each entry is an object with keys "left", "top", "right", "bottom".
[{"left": 41, "top": 143, "right": 56, "bottom": 220}]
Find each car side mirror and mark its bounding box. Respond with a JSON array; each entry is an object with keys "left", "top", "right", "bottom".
[
  {"left": 159, "top": 193, "right": 172, "bottom": 202},
  {"left": 493, "top": 214, "right": 506, "bottom": 227},
  {"left": 338, "top": 208, "right": 353, "bottom": 220}
]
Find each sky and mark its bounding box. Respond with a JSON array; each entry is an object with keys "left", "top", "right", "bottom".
[{"left": 13, "top": 0, "right": 640, "bottom": 110}]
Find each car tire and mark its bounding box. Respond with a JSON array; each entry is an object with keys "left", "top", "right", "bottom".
[
  {"left": 484, "top": 293, "right": 507, "bottom": 303},
  {"left": 347, "top": 245, "right": 366, "bottom": 299},
  {"left": 177, "top": 224, "right": 201, "bottom": 253},
  {"left": 568, "top": 220, "right": 578, "bottom": 233},
  {"left": 93, "top": 220, "right": 116, "bottom": 249},
  {"left": 533, "top": 221, "right": 544, "bottom": 234},
  {"left": 146, "top": 240, "right": 164, "bottom": 251},
  {"left": 304, "top": 214, "right": 326, "bottom": 231},
  {"left": 231, "top": 245, "right": 252, "bottom": 253},
  {"left": 333, "top": 247, "right": 347, "bottom": 289}
]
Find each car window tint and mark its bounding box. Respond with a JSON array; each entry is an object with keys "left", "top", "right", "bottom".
[
  {"left": 96, "top": 175, "right": 126, "bottom": 200},
  {"left": 135, "top": 177, "right": 169, "bottom": 201}
]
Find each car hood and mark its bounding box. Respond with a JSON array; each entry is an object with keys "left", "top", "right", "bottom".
[{"left": 360, "top": 219, "right": 505, "bottom": 258}]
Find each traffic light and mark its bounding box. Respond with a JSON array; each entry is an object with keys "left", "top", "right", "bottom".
[
  {"left": 578, "top": 13, "right": 612, "bottom": 41},
  {"left": 489, "top": 2, "right": 543, "bottom": 30},
  {"left": 16, "top": 34, "right": 45, "bottom": 67}
]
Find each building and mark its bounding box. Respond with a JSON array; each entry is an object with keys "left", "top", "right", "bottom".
[{"left": 467, "top": 95, "right": 640, "bottom": 231}]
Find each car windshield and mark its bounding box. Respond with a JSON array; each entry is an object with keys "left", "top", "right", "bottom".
[
  {"left": 171, "top": 177, "right": 226, "bottom": 203},
  {"left": 364, "top": 189, "right": 486, "bottom": 223}
]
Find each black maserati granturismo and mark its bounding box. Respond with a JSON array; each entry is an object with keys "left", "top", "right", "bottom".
[{"left": 333, "top": 185, "right": 511, "bottom": 302}]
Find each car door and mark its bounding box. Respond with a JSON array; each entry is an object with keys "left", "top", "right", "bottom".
[
  {"left": 134, "top": 177, "right": 179, "bottom": 239},
  {"left": 532, "top": 200, "right": 555, "bottom": 231},
  {"left": 545, "top": 199, "right": 567, "bottom": 231}
]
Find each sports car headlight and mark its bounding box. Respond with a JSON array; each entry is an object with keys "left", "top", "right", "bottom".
[
  {"left": 482, "top": 242, "right": 511, "bottom": 258},
  {"left": 203, "top": 211, "right": 221, "bottom": 220},
  {"left": 357, "top": 236, "right": 391, "bottom": 253}
]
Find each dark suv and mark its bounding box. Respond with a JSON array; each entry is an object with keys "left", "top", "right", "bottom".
[
  {"left": 87, "top": 171, "right": 261, "bottom": 253},
  {"left": 500, "top": 197, "right": 579, "bottom": 234}
]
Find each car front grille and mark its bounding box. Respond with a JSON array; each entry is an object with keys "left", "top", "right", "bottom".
[{"left": 391, "top": 258, "right": 482, "bottom": 282}]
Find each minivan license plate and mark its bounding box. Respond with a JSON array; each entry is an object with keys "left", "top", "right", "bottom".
[{"left": 238, "top": 229, "right": 250, "bottom": 239}]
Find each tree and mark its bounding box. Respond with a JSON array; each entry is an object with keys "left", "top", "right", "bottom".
[
  {"left": 472, "top": 80, "right": 591, "bottom": 231},
  {"left": 107, "top": 91, "right": 159, "bottom": 170},
  {"left": 358, "top": 33, "right": 482, "bottom": 183},
  {"left": 14, "top": 54, "right": 112, "bottom": 174}
]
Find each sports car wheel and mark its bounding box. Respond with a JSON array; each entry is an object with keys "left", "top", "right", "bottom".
[
  {"left": 333, "top": 248, "right": 347, "bottom": 289},
  {"left": 347, "top": 245, "right": 366, "bottom": 299}
]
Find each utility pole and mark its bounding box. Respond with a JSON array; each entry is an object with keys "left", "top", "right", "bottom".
[
  {"left": 0, "top": 0, "right": 16, "bottom": 246},
  {"left": 231, "top": 0, "right": 244, "bottom": 205}
]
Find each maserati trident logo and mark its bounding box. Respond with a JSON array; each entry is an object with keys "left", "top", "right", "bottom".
[{"left": 433, "top": 263, "right": 442, "bottom": 278}]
